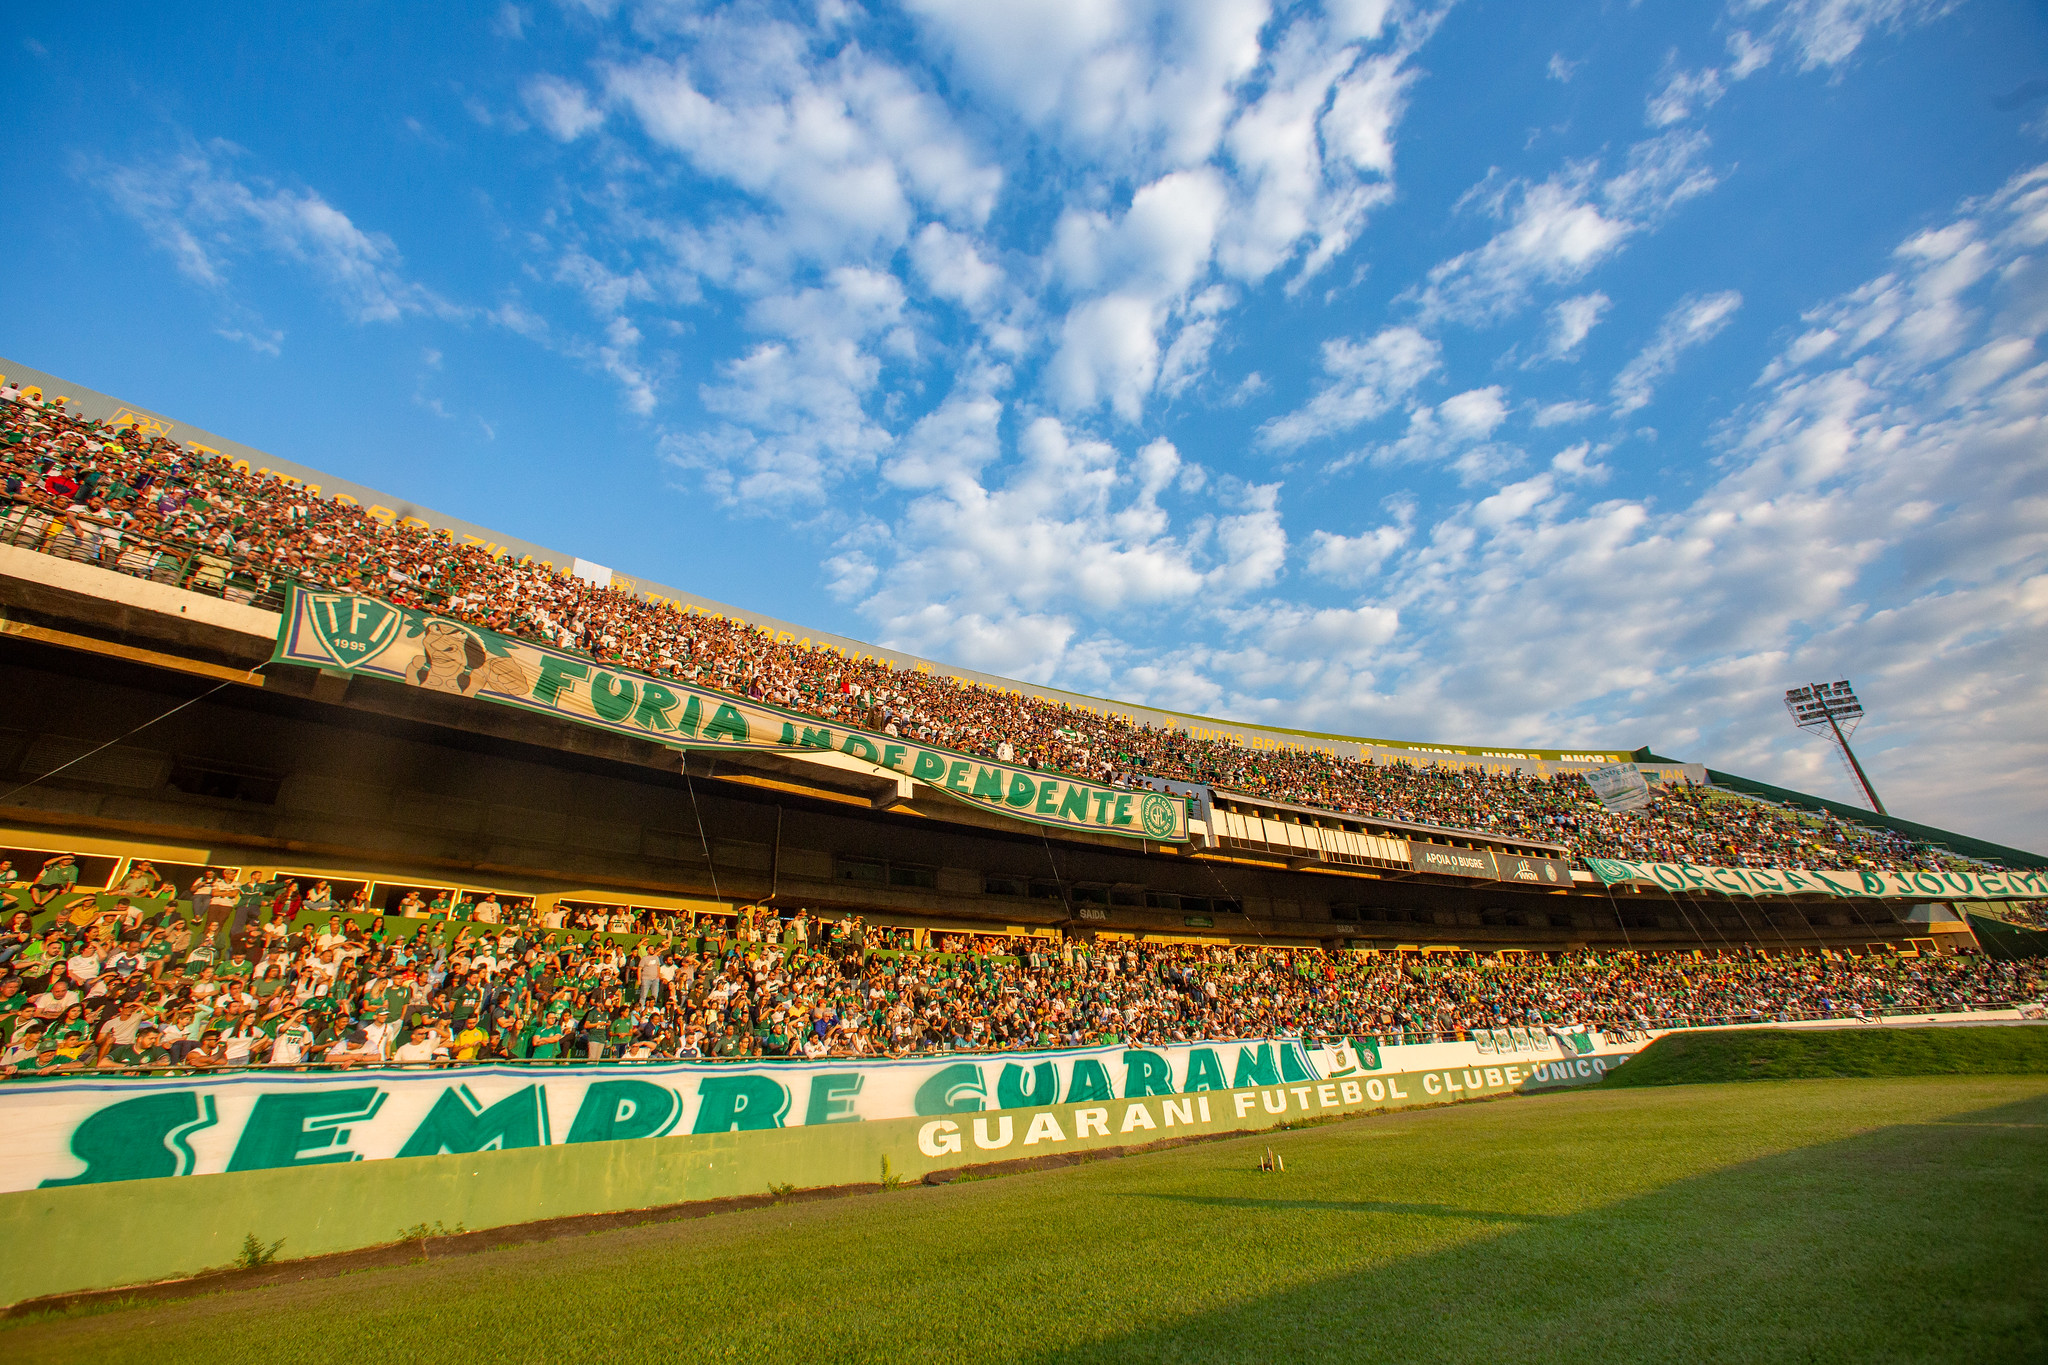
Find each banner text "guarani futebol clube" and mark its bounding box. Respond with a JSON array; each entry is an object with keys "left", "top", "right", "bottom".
[
  {"left": 273, "top": 589, "right": 1189, "bottom": 843},
  {"left": 0, "top": 1036, "right": 1642, "bottom": 1192}
]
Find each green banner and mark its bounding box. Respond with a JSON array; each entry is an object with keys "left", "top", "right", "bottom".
[
  {"left": 272, "top": 589, "right": 1188, "bottom": 843},
  {"left": 1582, "top": 857, "right": 2046, "bottom": 901}
]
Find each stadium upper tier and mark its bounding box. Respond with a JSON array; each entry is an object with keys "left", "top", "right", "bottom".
[{"left": 0, "top": 362, "right": 2021, "bottom": 880}]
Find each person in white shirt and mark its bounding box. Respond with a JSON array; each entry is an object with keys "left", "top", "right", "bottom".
[
  {"left": 391, "top": 1026, "right": 442, "bottom": 1065},
  {"left": 269, "top": 1011, "right": 316, "bottom": 1066},
  {"left": 221, "top": 1022, "right": 267, "bottom": 1067},
  {"left": 95, "top": 999, "right": 150, "bottom": 1057},
  {"left": 32, "top": 981, "right": 79, "bottom": 1020},
  {"left": 362, "top": 1016, "right": 402, "bottom": 1059},
  {"left": 65, "top": 948, "right": 103, "bottom": 988}
]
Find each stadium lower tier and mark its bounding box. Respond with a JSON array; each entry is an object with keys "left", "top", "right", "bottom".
[{"left": 4, "top": 862, "right": 2041, "bottom": 1078}]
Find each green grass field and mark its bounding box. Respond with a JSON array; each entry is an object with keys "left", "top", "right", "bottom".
[
  {"left": 6, "top": 1075, "right": 2045, "bottom": 1364},
  {"left": 1605, "top": 1023, "right": 2048, "bottom": 1086}
]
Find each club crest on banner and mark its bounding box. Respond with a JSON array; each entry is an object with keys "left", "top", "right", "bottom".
[
  {"left": 1141, "top": 793, "right": 1178, "bottom": 838},
  {"left": 305, "top": 594, "right": 402, "bottom": 671}
]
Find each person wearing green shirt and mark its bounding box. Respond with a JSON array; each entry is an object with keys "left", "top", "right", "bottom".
[
  {"left": 11, "top": 1042, "right": 72, "bottom": 1075},
  {"left": 117, "top": 860, "right": 167, "bottom": 899},
  {"left": 231, "top": 876, "right": 281, "bottom": 940},
  {"left": 451, "top": 976, "right": 484, "bottom": 1025},
  {"left": 101, "top": 1026, "right": 172, "bottom": 1071},
  {"left": 28, "top": 855, "right": 80, "bottom": 913},
  {"left": 527, "top": 1008, "right": 566, "bottom": 1060}
]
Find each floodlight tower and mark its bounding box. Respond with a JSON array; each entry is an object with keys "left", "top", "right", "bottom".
[{"left": 1784, "top": 680, "right": 1885, "bottom": 815}]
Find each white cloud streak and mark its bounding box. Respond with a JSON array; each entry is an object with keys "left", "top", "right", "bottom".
[
  {"left": 83, "top": 137, "right": 457, "bottom": 325},
  {"left": 1611, "top": 289, "right": 1743, "bottom": 414}
]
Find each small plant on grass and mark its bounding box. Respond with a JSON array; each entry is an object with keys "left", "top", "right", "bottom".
[
  {"left": 880, "top": 1154, "right": 904, "bottom": 1191},
  {"left": 397, "top": 1221, "right": 468, "bottom": 1260},
  {"left": 234, "top": 1233, "right": 285, "bottom": 1270},
  {"left": 767, "top": 1181, "right": 796, "bottom": 1203}
]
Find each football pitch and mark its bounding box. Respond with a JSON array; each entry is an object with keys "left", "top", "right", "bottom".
[{"left": 8, "top": 1076, "right": 2045, "bottom": 1364}]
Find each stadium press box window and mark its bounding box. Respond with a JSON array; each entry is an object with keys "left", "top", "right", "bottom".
[{"left": 838, "top": 858, "right": 887, "bottom": 885}]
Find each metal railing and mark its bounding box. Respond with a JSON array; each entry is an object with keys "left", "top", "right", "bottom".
[
  {"left": 5, "top": 1000, "right": 2034, "bottom": 1081},
  {"left": 0, "top": 493, "right": 297, "bottom": 613}
]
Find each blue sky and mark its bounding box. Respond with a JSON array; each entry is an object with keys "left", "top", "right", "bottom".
[{"left": 6, "top": 1, "right": 2048, "bottom": 846}]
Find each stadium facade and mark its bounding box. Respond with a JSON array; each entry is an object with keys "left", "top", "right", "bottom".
[{"left": 1, "top": 356, "right": 2038, "bottom": 957}]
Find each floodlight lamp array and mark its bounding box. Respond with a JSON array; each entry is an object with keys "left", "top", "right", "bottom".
[{"left": 1784, "top": 680, "right": 1862, "bottom": 732}]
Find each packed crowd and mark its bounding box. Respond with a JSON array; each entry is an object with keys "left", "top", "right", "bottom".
[
  {"left": 0, "top": 388, "right": 1998, "bottom": 878},
  {"left": 2002, "top": 902, "right": 2048, "bottom": 930},
  {"left": 1, "top": 883, "right": 2039, "bottom": 1076}
]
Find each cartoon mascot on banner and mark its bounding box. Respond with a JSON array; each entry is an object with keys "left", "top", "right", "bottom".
[{"left": 406, "top": 619, "right": 532, "bottom": 697}]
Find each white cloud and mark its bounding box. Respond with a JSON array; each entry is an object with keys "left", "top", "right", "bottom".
[
  {"left": 1440, "top": 385, "right": 1509, "bottom": 440},
  {"left": 674, "top": 268, "right": 910, "bottom": 501},
  {"left": 880, "top": 382, "right": 1004, "bottom": 496},
  {"left": 1216, "top": 22, "right": 1377, "bottom": 284},
  {"left": 1646, "top": 66, "right": 1727, "bottom": 127},
  {"left": 85, "top": 137, "right": 457, "bottom": 326},
  {"left": 909, "top": 222, "right": 1004, "bottom": 313},
  {"left": 604, "top": 28, "right": 1001, "bottom": 282},
  {"left": 1335, "top": 389, "right": 1522, "bottom": 485},
  {"left": 457, "top": 1, "right": 2042, "bottom": 844},
  {"left": 1738, "top": 0, "right": 1956, "bottom": 73},
  {"left": 1322, "top": 51, "right": 1414, "bottom": 178},
  {"left": 852, "top": 416, "right": 1289, "bottom": 677},
  {"left": 903, "top": 0, "right": 1268, "bottom": 172},
  {"left": 1306, "top": 499, "right": 1413, "bottom": 585},
  {"left": 1532, "top": 398, "right": 1599, "bottom": 427},
  {"left": 1549, "top": 440, "right": 1608, "bottom": 480},
  {"left": 1256, "top": 325, "right": 1440, "bottom": 449},
  {"left": 1534, "top": 291, "right": 1611, "bottom": 363},
  {"left": 1409, "top": 132, "right": 1718, "bottom": 326},
  {"left": 1048, "top": 293, "right": 1166, "bottom": 422},
  {"left": 524, "top": 75, "right": 605, "bottom": 140},
  {"left": 1221, "top": 163, "right": 2048, "bottom": 844},
  {"left": 1047, "top": 168, "right": 1230, "bottom": 418},
  {"left": 1611, "top": 289, "right": 1743, "bottom": 414}
]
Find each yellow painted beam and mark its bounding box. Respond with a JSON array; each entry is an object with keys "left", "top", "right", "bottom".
[{"left": 0, "top": 616, "right": 266, "bottom": 687}]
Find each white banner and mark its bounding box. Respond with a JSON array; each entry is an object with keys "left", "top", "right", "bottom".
[
  {"left": 1, "top": 1037, "right": 1334, "bottom": 1191},
  {"left": 1585, "top": 762, "right": 1652, "bottom": 812}
]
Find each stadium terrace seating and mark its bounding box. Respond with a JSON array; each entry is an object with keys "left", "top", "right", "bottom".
[
  {"left": 1, "top": 849, "right": 2042, "bottom": 1077},
  {"left": 0, "top": 392, "right": 2006, "bottom": 884}
]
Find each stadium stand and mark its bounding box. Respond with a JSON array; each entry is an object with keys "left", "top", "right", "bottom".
[
  {"left": 0, "top": 389, "right": 2006, "bottom": 879},
  {"left": 0, "top": 852, "right": 2041, "bottom": 1076},
  {"left": 1, "top": 379, "right": 2044, "bottom": 1084}
]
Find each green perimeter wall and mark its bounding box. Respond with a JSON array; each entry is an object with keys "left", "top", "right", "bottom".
[{"left": 0, "top": 1055, "right": 1618, "bottom": 1304}]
